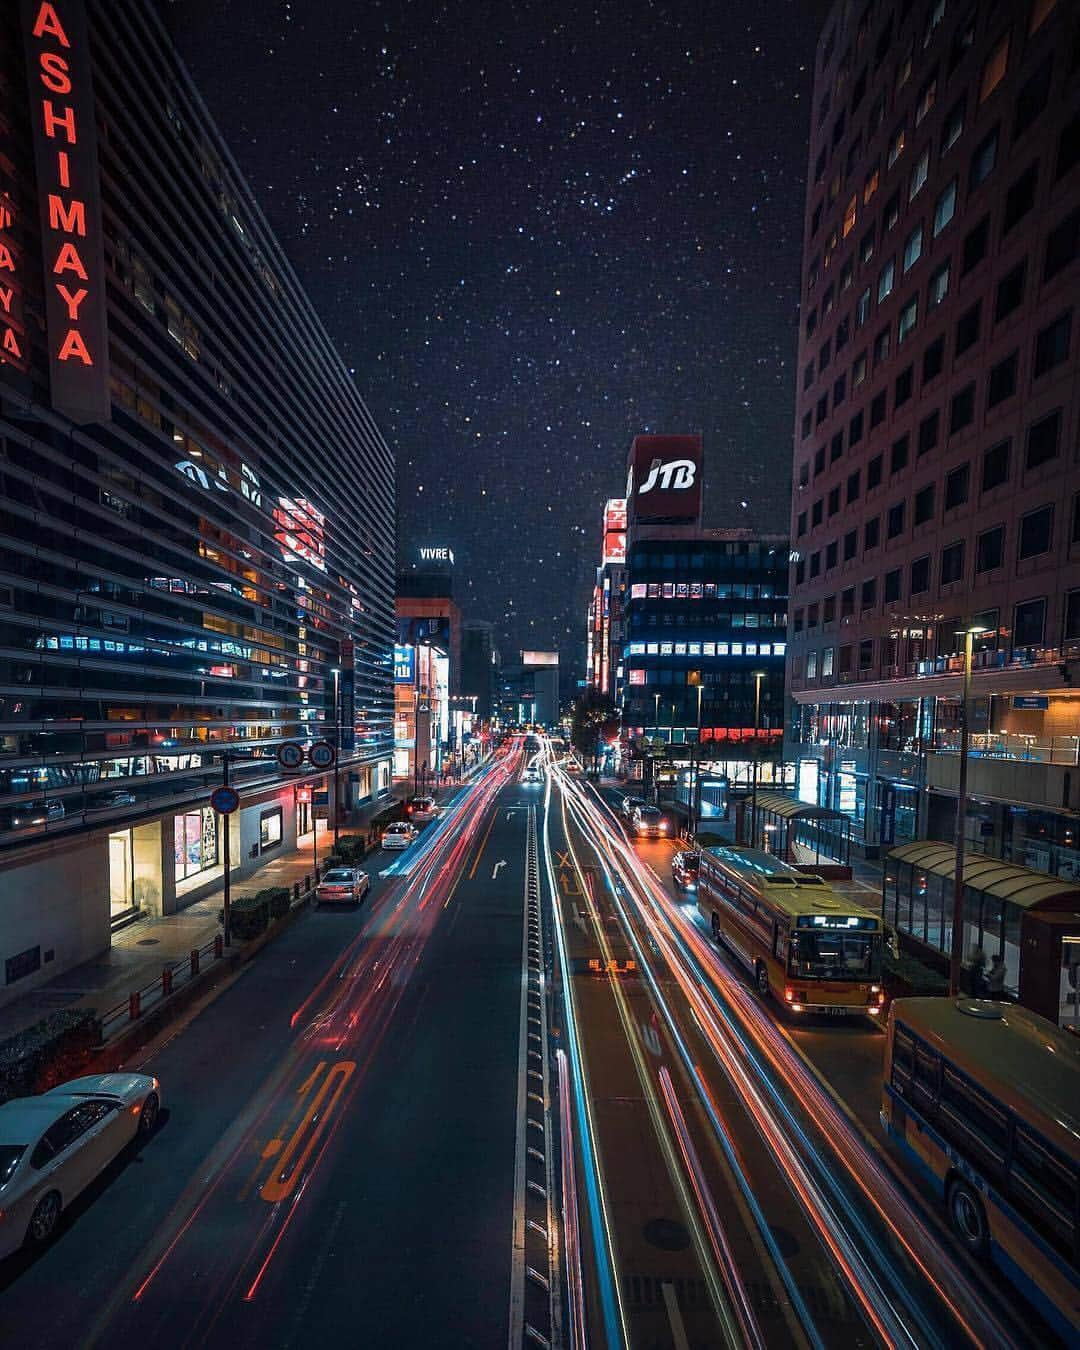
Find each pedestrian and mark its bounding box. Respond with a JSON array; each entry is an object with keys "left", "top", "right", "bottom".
[
  {"left": 986, "top": 953, "right": 1006, "bottom": 1000},
  {"left": 967, "top": 944, "right": 987, "bottom": 997}
]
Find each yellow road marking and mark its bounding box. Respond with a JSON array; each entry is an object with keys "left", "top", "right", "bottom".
[
  {"left": 259, "top": 1060, "right": 355, "bottom": 1204},
  {"left": 467, "top": 805, "right": 498, "bottom": 879}
]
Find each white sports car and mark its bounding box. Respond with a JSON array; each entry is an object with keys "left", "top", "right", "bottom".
[{"left": 0, "top": 1072, "right": 161, "bottom": 1260}]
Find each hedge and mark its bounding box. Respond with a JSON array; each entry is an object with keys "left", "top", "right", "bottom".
[
  {"left": 255, "top": 886, "right": 291, "bottom": 920},
  {"left": 882, "top": 951, "right": 948, "bottom": 999},
  {"left": 230, "top": 893, "right": 269, "bottom": 940},
  {"left": 0, "top": 1008, "right": 101, "bottom": 1102}
]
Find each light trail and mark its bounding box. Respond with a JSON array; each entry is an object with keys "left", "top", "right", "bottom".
[
  {"left": 557, "top": 1048, "right": 588, "bottom": 1350},
  {"left": 553, "top": 763, "right": 1021, "bottom": 1350}
]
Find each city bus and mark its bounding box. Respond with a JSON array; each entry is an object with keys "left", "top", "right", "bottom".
[
  {"left": 881, "top": 998, "right": 1079, "bottom": 1341},
  {"left": 697, "top": 845, "right": 884, "bottom": 1016}
]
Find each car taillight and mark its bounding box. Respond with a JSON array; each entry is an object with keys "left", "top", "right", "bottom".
[{"left": 784, "top": 988, "right": 794, "bottom": 1002}]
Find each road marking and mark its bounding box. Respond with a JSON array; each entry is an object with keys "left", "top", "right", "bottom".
[
  {"left": 259, "top": 1060, "right": 355, "bottom": 1204},
  {"left": 492, "top": 858, "right": 508, "bottom": 880},
  {"left": 662, "top": 1282, "right": 692, "bottom": 1350},
  {"left": 467, "top": 805, "right": 498, "bottom": 879},
  {"left": 556, "top": 850, "right": 572, "bottom": 869},
  {"left": 558, "top": 868, "right": 582, "bottom": 896},
  {"left": 295, "top": 1061, "right": 327, "bottom": 1096}
]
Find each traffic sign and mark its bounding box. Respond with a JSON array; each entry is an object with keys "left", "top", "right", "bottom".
[
  {"left": 210, "top": 785, "right": 240, "bottom": 815},
  {"left": 308, "top": 740, "right": 336, "bottom": 769},
  {"left": 277, "top": 741, "right": 304, "bottom": 770}
]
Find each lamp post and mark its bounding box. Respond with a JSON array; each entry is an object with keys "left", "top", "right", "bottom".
[
  {"left": 750, "top": 671, "right": 766, "bottom": 850},
  {"left": 690, "top": 681, "right": 704, "bottom": 839},
  {"left": 949, "top": 626, "right": 988, "bottom": 996}
]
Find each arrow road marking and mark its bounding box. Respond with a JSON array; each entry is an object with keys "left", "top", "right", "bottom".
[{"left": 492, "top": 859, "right": 508, "bottom": 880}]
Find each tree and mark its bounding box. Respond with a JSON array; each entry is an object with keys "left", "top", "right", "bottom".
[{"left": 570, "top": 691, "right": 618, "bottom": 760}]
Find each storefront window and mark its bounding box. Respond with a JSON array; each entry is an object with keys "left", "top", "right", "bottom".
[
  {"left": 109, "top": 829, "right": 134, "bottom": 918},
  {"left": 260, "top": 808, "right": 282, "bottom": 852},
  {"left": 174, "top": 807, "right": 218, "bottom": 881}
]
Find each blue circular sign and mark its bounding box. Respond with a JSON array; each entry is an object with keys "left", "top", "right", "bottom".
[
  {"left": 308, "top": 740, "right": 336, "bottom": 769},
  {"left": 277, "top": 741, "right": 304, "bottom": 770},
  {"left": 210, "top": 785, "right": 240, "bottom": 815}
]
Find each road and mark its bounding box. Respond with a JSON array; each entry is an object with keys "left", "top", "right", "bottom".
[
  {"left": 0, "top": 746, "right": 549, "bottom": 1349},
  {"left": 0, "top": 739, "right": 1067, "bottom": 1349}
]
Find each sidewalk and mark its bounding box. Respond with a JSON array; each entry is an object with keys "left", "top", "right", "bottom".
[{"left": 0, "top": 794, "right": 397, "bottom": 1044}]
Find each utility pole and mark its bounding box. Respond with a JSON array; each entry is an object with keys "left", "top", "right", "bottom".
[
  {"left": 949, "top": 626, "right": 986, "bottom": 995},
  {"left": 332, "top": 667, "right": 341, "bottom": 851},
  {"left": 751, "top": 671, "right": 765, "bottom": 851}
]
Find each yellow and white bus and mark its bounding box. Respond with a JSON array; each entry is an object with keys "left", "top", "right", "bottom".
[
  {"left": 882, "top": 997, "right": 1079, "bottom": 1342},
  {"left": 697, "top": 845, "right": 884, "bottom": 1016}
]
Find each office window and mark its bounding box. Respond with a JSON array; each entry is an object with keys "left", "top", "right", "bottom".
[
  {"left": 806, "top": 307, "right": 818, "bottom": 338},
  {"left": 867, "top": 455, "right": 883, "bottom": 490},
  {"left": 861, "top": 577, "right": 877, "bottom": 608},
  {"left": 852, "top": 351, "right": 868, "bottom": 388},
  {"left": 835, "top": 316, "right": 850, "bottom": 352},
  {"left": 798, "top": 460, "right": 810, "bottom": 487},
  {"left": 981, "top": 438, "right": 1010, "bottom": 491},
  {"left": 793, "top": 607, "right": 804, "bottom": 633},
  {"left": 891, "top": 435, "right": 909, "bottom": 475},
  {"left": 843, "top": 195, "right": 857, "bottom": 239},
  {"left": 828, "top": 486, "right": 841, "bottom": 516},
  {"left": 812, "top": 497, "right": 824, "bottom": 527},
  {"left": 927, "top": 260, "right": 950, "bottom": 310},
  {"left": 883, "top": 190, "right": 901, "bottom": 233},
  {"left": 1014, "top": 56, "right": 1052, "bottom": 139},
  {"left": 860, "top": 227, "right": 876, "bottom": 265},
  {"left": 858, "top": 639, "right": 874, "bottom": 669},
  {"left": 941, "top": 540, "right": 965, "bottom": 585},
  {"left": 820, "top": 338, "right": 832, "bottom": 371},
  {"left": 922, "top": 335, "right": 945, "bottom": 383},
  {"left": 816, "top": 394, "right": 828, "bottom": 424},
  {"left": 1067, "top": 589, "right": 1080, "bottom": 644},
  {"left": 795, "top": 558, "right": 806, "bottom": 584},
  {"left": 810, "top": 551, "right": 821, "bottom": 578},
  {"left": 1003, "top": 163, "right": 1038, "bottom": 235},
  {"left": 909, "top": 147, "right": 930, "bottom": 201},
  {"left": 987, "top": 351, "right": 1019, "bottom": 408},
  {"left": 932, "top": 181, "right": 957, "bottom": 239},
  {"left": 844, "top": 530, "right": 857, "bottom": 561},
  {"left": 1029, "top": 0, "right": 1058, "bottom": 35},
  {"left": 821, "top": 647, "right": 834, "bottom": 678},
  {"left": 864, "top": 163, "right": 880, "bottom": 205},
  {"left": 1018, "top": 506, "right": 1053, "bottom": 560},
  {"left": 870, "top": 389, "right": 887, "bottom": 428},
  {"left": 976, "top": 526, "right": 1005, "bottom": 573},
  {"left": 1057, "top": 112, "right": 1080, "bottom": 183},
  {"left": 916, "top": 73, "right": 937, "bottom": 126},
  {"left": 833, "top": 375, "right": 846, "bottom": 407},
  {"left": 802, "top": 411, "right": 813, "bottom": 439},
  {"left": 894, "top": 364, "right": 914, "bottom": 406},
  {"left": 887, "top": 501, "right": 906, "bottom": 538},
  {"left": 831, "top": 431, "right": 844, "bottom": 462},
  {"left": 826, "top": 540, "right": 838, "bottom": 570},
  {"left": 814, "top": 445, "right": 827, "bottom": 475},
  {"left": 970, "top": 125, "right": 999, "bottom": 188},
  {"left": 918, "top": 410, "right": 940, "bottom": 457},
  {"left": 855, "top": 286, "right": 872, "bottom": 327},
  {"left": 903, "top": 225, "right": 923, "bottom": 273},
  {"left": 884, "top": 568, "right": 902, "bottom": 602},
  {"left": 956, "top": 301, "right": 981, "bottom": 355},
  {"left": 811, "top": 201, "right": 824, "bottom": 238},
  {"left": 945, "top": 464, "right": 970, "bottom": 511},
  {"left": 840, "top": 256, "right": 854, "bottom": 293},
  {"left": 873, "top": 325, "right": 891, "bottom": 365},
  {"left": 995, "top": 261, "right": 1026, "bottom": 323},
  {"left": 979, "top": 35, "right": 1010, "bottom": 104},
  {"left": 888, "top": 124, "right": 906, "bottom": 168},
  {"left": 1026, "top": 409, "right": 1061, "bottom": 469},
  {"left": 961, "top": 215, "right": 990, "bottom": 274},
  {"left": 1033, "top": 312, "right": 1072, "bottom": 378},
  {"left": 898, "top": 297, "right": 918, "bottom": 344},
  {"left": 941, "top": 98, "right": 964, "bottom": 154},
  {"left": 950, "top": 383, "right": 975, "bottom": 434},
  {"left": 878, "top": 258, "right": 895, "bottom": 302},
  {"left": 803, "top": 360, "right": 815, "bottom": 390},
  {"left": 847, "top": 470, "right": 860, "bottom": 504},
  {"left": 896, "top": 42, "right": 913, "bottom": 93},
  {"left": 841, "top": 586, "right": 855, "bottom": 617},
  {"left": 914, "top": 484, "right": 935, "bottom": 526},
  {"left": 910, "top": 555, "right": 931, "bottom": 595},
  {"left": 1014, "top": 598, "right": 1046, "bottom": 647},
  {"left": 1044, "top": 208, "right": 1080, "bottom": 282},
  {"left": 823, "top": 283, "right": 836, "bottom": 317},
  {"left": 949, "top": 6, "right": 977, "bottom": 73},
  {"left": 796, "top": 511, "right": 807, "bottom": 538},
  {"left": 806, "top": 651, "right": 818, "bottom": 679}
]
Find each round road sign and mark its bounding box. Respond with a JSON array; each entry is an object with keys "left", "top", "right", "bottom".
[
  {"left": 277, "top": 741, "right": 304, "bottom": 770},
  {"left": 210, "top": 785, "right": 240, "bottom": 815},
  {"left": 308, "top": 740, "right": 336, "bottom": 770}
]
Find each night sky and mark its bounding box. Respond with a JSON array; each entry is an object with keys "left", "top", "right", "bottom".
[{"left": 167, "top": 0, "right": 823, "bottom": 679}]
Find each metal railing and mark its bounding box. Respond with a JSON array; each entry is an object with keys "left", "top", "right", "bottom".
[{"left": 931, "top": 732, "right": 1080, "bottom": 766}]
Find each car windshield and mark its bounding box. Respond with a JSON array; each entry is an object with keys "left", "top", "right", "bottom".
[
  {"left": 0, "top": 1144, "right": 25, "bottom": 1186},
  {"left": 682, "top": 855, "right": 699, "bottom": 871},
  {"left": 638, "top": 808, "right": 661, "bottom": 821},
  {"left": 790, "top": 932, "right": 881, "bottom": 981},
  {"left": 388, "top": 823, "right": 407, "bottom": 832},
  {"left": 323, "top": 870, "right": 353, "bottom": 883}
]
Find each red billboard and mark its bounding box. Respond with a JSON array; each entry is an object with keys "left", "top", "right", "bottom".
[
  {"left": 602, "top": 497, "right": 627, "bottom": 564},
  {"left": 625, "top": 434, "right": 703, "bottom": 525}
]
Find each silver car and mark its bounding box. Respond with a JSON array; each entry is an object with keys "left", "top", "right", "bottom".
[{"left": 0, "top": 1072, "right": 161, "bottom": 1260}]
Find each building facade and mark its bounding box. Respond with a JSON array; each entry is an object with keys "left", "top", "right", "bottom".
[
  {"left": 0, "top": 1, "right": 394, "bottom": 1004},
  {"left": 586, "top": 498, "right": 627, "bottom": 702},
  {"left": 787, "top": 0, "right": 1080, "bottom": 871},
  {"left": 394, "top": 571, "right": 461, "bottom": 787}
]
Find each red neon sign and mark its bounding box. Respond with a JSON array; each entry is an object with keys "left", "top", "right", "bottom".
[{"left": 22, "top": 0, "right": 110, "bottom": 422}]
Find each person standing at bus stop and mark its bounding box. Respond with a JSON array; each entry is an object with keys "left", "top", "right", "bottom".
[{"left": 986, "top": 953, "right": 1007, "bottom": 1000}]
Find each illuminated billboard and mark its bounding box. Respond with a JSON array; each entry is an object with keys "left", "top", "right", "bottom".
[
  {"left": 394, "top": 644, "right": 415, "bottom": 683},
  {"left": 273, "top": 496, "right": 327, "bottom": 571},
  {"left": 625, "top": 434, "right": 703, "bottom": 525},
  {"left": 521, "top": 650, "right": 558, "bottom": 667},
  {"left": 602, "top": 498, "right": 627, "bottom": 565}
]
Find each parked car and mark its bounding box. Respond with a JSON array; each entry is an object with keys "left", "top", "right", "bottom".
[
  {"left": 10, "top": 800, "right": 65, "bottom": 828},
  {"left": 631, "top": 804, "right": 667, "bottom": 838},
  {"left": 314, "top": 867, "right": 370, "bottom": 907},
  {"left": 381, "top": 821, "right": 419, "bottom": 851},
  {"left": 406, "top": 796, "right": 440, "bottom": 823},
  {"left": 672, "top": 851, "right": 700, "bottom": 890},
  {"left": 100, "top": 790, "right": 137, "bottom": 809},
  {"left": 0, "top": 1073, "right": 161, "bottom": 1260}
]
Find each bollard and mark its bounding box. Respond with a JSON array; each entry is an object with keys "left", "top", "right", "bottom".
[
  {"left": 293, "top": 881, "right": 300, "bottom": 901},
  {"left": 214, "top": 933, "right": 224, "bottom": 959},
  {"left": 190, "top": 948, "right": 200, "bottom": 977},
  {"left": 129, "top": 990, "right": 141, "bottom": 1021},
  {"left": 304, "top": 873, "right": 310, "bottom": 892},
  {"left": 162, "top": 966, "right": 173, "bottom": 997}
]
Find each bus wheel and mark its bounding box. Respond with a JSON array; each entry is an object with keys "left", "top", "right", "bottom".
[
  {"left": 710, "top": 913, "right": 721, "bottom": 943},
  {"left": 947, "top": 1179, "right": 989, "bottom": 1256},
  {"left": 755, "top": 963, "right": 770, "bottom": 999}
]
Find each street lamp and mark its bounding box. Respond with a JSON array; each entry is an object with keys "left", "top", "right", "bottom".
[
  {"left": 949, "top": 626, "right": 988, "bottom": 996},
  {"left": 750, "top": 671, "right": 766, "bottom": 850},
  {"left": 690, "top": 680, "right": 704, "bottom": 838}
]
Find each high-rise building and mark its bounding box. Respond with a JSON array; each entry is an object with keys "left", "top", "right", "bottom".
[
  {"left": 394, "top": 569, "right": 461, "bottom": 787},
  {"left": 0, "top": 1, "right": 394, "bottom": 1004},
  {"left": 586, "top": 498, "right": 627, "bottom": 701},
  {"left": 786, "top": 0, "right": 1080, "bottom": 869},
  {"left": 461, "top": 620, "right": 498, "bottom": 722}
]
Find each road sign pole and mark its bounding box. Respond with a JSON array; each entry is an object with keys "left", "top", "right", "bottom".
[{"left": 222, "top": 754, "right": 231, "bottom": 948}]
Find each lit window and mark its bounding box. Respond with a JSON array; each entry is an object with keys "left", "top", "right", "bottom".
[
  {"left": 631, "top": 583, "right": 647, "bottom": 598},
  {"left": 1029, "top": 0, "right": 1057, "bottom": 34},
  {"left": 928, "top": 260, "right": 951, "bottom": 307},
  {"left": 878, "top": 258, "right": 895, "bottom": 302},
  {"left": 629, "top": 669, "right": 645, "bottom": 686},
  {"left": 980, "top": 34, "right": 1009, "bottom": 104},
  {"left": 933, "top": 179, "right": 957, "bottom": 236},
  {"left": 916, "top": 74, "right": 937, "bottom": 126},
  {"left": 899, "top": 296, "right": 919, "bottom": 343},
  {"left": 863, "top": 165, "right": 880, "bottom": 204},
  {"left": 941, "top": 98, "right": 964, "bottom": 153},
  {"left": 731, "top": 643, "right": 743, "bottom": 656},
  {"left": 843, "top": 195, "right": 857, "bottom": 238},
  {"left": 888, "top": 124, "right": 906, "bottom": 168},
  {"left": 909, "top": 146, "right": 930, "bottom": 200},
  {"left": 903, "top": 225, "right": 923, "bottom": 273}
]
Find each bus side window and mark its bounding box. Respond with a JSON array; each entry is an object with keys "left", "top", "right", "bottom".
[
  {"left": 912, "top": 1043, "right": 941, "bottom": 1119},
  {"left": 892, "top": 1025, "right": 915, "bottom": 1094},
  {"left": 938, "top": 1066, "right": 1007, "bottom": 1185},
  {"left": 774, "top": 924, "right": 788, "bottom": 964},
  {"left": 1010, "top": 1125, "right": 1078, "bottom": 1261}
]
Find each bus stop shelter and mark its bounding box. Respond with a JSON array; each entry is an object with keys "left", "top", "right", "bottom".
[{"left": 750, "top": 792, "right": 851, "bottom": 868}]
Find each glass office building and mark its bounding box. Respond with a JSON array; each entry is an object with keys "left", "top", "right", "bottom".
[{"left": 0, "top": 1, "right": 394, "bottom": 1002}]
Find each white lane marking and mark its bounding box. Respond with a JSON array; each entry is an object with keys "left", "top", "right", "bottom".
[
  {"left": 507, "top": 812, "right": 532, "bottom": 1349},
  {"left": 662, "top": 1281, "right": 692, "bottom": 1350},
  {"left": 492, "top": 859, "right": 508, "bottom": 880}
]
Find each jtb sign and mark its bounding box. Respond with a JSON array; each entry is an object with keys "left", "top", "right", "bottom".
[
  {"left": 625, "top": 434, "right": 703, "bottom": 525},
  {"left": 21, "top": 0, "right": 110, "bottom": 423}
]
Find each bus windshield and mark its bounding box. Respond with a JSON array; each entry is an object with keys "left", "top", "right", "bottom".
[{"left": 790, "top": 930, "right": 881, "bottom": 981}]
